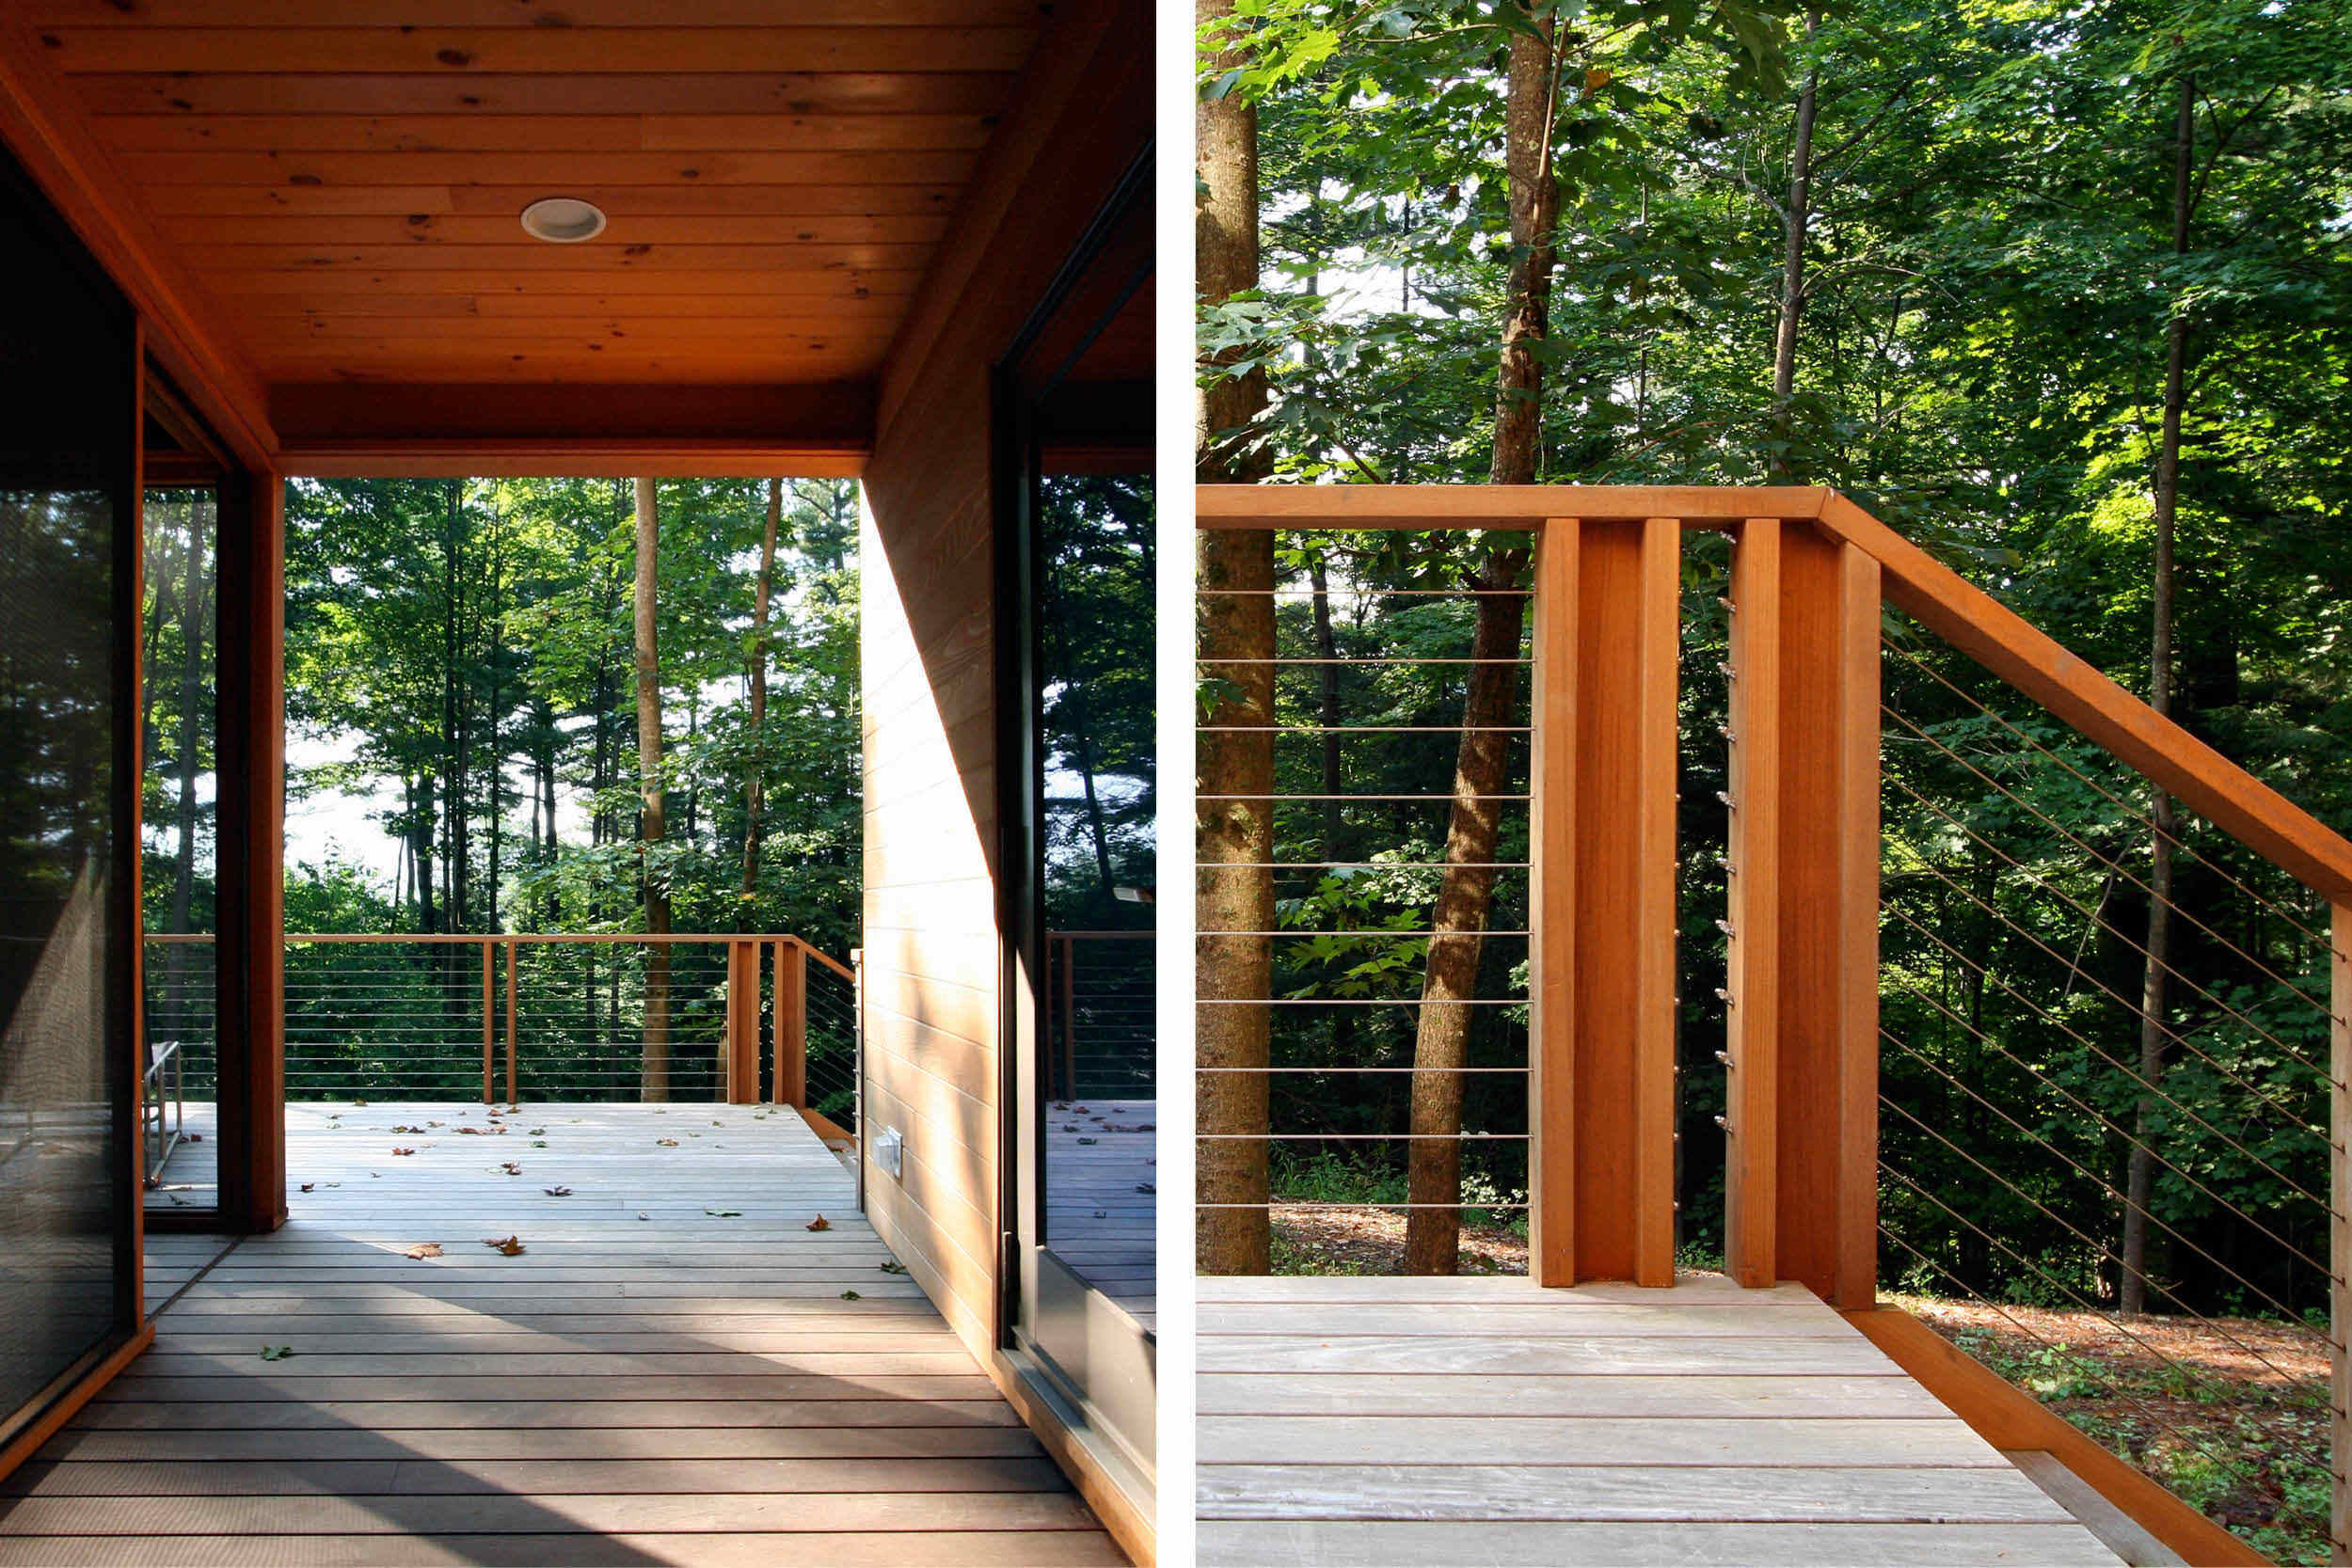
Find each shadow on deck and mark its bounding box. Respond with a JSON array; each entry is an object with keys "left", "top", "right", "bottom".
[
  {"left": 1, "top": 1102, "right": 1122, "bottom": 1566},
  {"left": 1197, "top": 1274, "right": 2146, "bottom": 1567}
]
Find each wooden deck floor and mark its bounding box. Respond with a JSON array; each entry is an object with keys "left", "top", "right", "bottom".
[
  {"left": 3, "top": 1101, "right": 1123, "bottom": 1566},
  {"left": 1045, "top": 1097, "right": 1154, "bottom": 1331},
  {"left": 1198, "top": 1274, "right": 2130, "bottom": 1567}
]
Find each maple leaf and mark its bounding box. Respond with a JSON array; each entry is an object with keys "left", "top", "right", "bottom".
[
  {"left": 805, "top": 1214, "right": 831, "bottom": 1231},
  {"left": 482, "top": 1235, "right": 525, "bottom": 1255},
  {"left": 390, "top": 1148, "right": 415, "bottom": 1156},
  {"left": 500, "top": 1162, "right": 521, "bottom": 1175}
]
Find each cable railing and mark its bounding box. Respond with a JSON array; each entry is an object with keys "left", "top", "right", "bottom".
[
  {"left": 1047, "top": 930, "right": 1155, "bottom": 1101},
  {"left": 136, "top": 932, "right": 856, "bottom": 1119},
  {"left": 1197, "top": 525, "right": 1533, "bottom": 1275},
  {"left": 1875, "top": 610, "right": 2335, "bottom": 1561},
  {"left": 141, "top": 933, "right": 215, "bottom": 1181}
]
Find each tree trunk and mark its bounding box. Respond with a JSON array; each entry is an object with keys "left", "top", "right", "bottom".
[
  {"left": 1196, "top": 0, "right": 1275, "bottom": 1275},
  {"left": 2122, "top": 73, "right": 2194, "bottom": 1316},
  {"left": 1768, "top": 9, "right": 1821, "bottom": 478},
  {"left": 485, "top": 507, "right": 503, "bottom": 933},
  {"left": 741, "top": 477, "right": 779, "bottom": 910},
  {"left": 1403, "top": 8, "right": 1555, "bottom": 1275},
  {"left": 634, "top": 476, "right": 672, "bottom": 1101}
]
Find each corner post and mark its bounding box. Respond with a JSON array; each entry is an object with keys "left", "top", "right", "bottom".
[
  {"left": 776, "top": 939, "right": 807, "bottom": 1110},
  {"left": 725, "top": 940, "right": 759, "bottom": 1104}
]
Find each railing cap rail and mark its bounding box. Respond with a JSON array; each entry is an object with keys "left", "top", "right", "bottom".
[{"left": 1195, "top": 481, "right": 2352, "bottom": 905}]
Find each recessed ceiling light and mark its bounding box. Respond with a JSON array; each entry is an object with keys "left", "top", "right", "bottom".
[{"left": 519, "top": 197, "right": 607, "bottom": 244}]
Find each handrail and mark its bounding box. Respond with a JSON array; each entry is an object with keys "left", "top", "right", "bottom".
[
  {"left": 1199, "top": 483, "right": 2352, "bottom": 898},
  {"left": 1816, "top": 491, "right": 2352, "bottom": 902}
]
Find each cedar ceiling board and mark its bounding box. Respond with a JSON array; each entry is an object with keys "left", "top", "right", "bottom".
[
  {"left": 267, "top": 379, "right": 874, "bottom": 445},
  {"left": 22, "top": 5, "right": 1050, "bottom": 401}
]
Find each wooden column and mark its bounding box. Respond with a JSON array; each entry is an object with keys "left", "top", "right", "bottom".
[
  {"left": 1724, "top": 519, "right": 1782, "bottom": 1287},
  {"left": 1530, "top": 515, "right": 1679, "bottom": 1287},
  {"left": 212, "top": 467, "right": 284, "bottom": 1233},
  {"left": 2332, "top": 902, "right": 2348, "bottom": 1565},
  {"left": 725, "top": 940, "right": 760, "bottom": 1105},
  {"left": 773, "top": 939, "right": 807, "bottom": 1110},
  {"left": 1729, "top": 520, "right": 1881, "bottom": 1306}
]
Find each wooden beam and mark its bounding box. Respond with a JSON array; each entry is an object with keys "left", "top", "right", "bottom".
[
  {"left": 1818, "top": 490, "right": 2352, "bottom": 903},
  {"left": 267, "top": 379, "right": 874, "bottom": 477},
  {"left": 212, "top": 467, "right": 286, "bottom": 1234},
  {"left": 1528, "top": 520, "right": 1578, "bottom": 1287},
  {"left": 1724, "top": 518, "right": 1782, "bottom": 1290},
  {"left": 0, "top": 16, "right": 273, "bottom": 467},
  {"left": 774, "top": 939, "right": 807, "bottom": 1110},
  {"left": 1198, "top": 484, "right": 1833, "bottom": 529},
  {"left": 1846, "top": 1307, "right": 2267, "bottom": 1567}
]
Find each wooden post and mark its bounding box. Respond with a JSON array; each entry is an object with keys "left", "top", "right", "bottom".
[
  {"left": 479, "top": 940, "right": 494, "bottom": 1104},
  {"left": 1739, "top": 523, "right": 1881, "bottom": 1307},
  {"left": 1528, "top": 519, "right": 1579, "bottom": 1285},
  {"left": 503, "top": 939, "right": 517, "bottom": 1106},
  {"left": 775, "top": 939, "right": 807, "bottom": 1110},
  {"left": 725, "top": 940, "right": 759, "bottom": 1104},
  {"left": 1532, "top": 515, "right": 1679, "bottom": 1287},
  {"left": 1724, "top": 519, "right": 1783, "bottom": 1288},
  {"left": 213, "top": 467, "right": 285, "bottom": 1233},
  {"left": 2332, "top": 903, "right": 2348, "bottom": 1565}
]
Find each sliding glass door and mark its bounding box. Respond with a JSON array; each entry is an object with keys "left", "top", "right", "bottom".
[
  {"left": 0, "top": 147, "right": 142, "bottom": 1443},
  {"left": 997, "top": 153, "right": 1156, "bottom": 1493}
]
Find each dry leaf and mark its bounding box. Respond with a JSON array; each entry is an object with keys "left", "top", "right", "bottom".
[
  {"left": 391, "top": 1147, "right": 416, "bottom": 1156},
  {"left": 500, "top": 1161, "right": 521, "bottom": 1175},
  {"left": 706, "top": 1208, "right": 741, "bottom": 1217},
  {"left": 806, "top": 1214, "right": 831, "bottom": 1231},
  {"left": 655, "top": 1138, "right": 678, "bottom": 1147},
  {"left": 839, "top": 1289, "right": 861, "bottom": 1301},
  {"left": 544, "top": 1185, "right": 572, "bottom": 1196},
  {"left": 482, "top": 1235, "right": 525, "bottom": 1255},
  {"left": 405, "top": 1243, "right": 442, "bottom": 1259},
  {"left": 457, "top": 1126, "right": 483, "bottom": 1135},
  {"left": 880, "top": 1260, "right": 906, "bottom": 1275},
  {"left": 527, "top": 1128, "right": 546, "bottom": 1136},
  {"left": 298, "top": 1182, "right": 314, "bottom": 1193},
  {"left": 259, "top": 1344, "right": 294, "bottom": 1361}
]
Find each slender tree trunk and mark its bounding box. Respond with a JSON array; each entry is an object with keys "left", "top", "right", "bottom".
[
  {"left": 2123, "top": 74, "right": 2194, "bottom": 1316},
  {"left": 1197, "top": 0, "right": 1275, "bottom": 1275},
  {"left": 168, "top": 511, "right": 207, "bottom": 1033},
  {"left": 634, "top": 477, "right": 672, "bottom": 1101},
  {"left": 485, "top": 509, "right": 503, "bottom": 933},
  {"left": 1404, "top": 8, "right": 1553, "bottom": 1275},
  {"left": 740, "top": 476, "right": 779, "bottom": 910},
  {"left": 1768, "top": 9, "right": 1821, "bottom": 479}
]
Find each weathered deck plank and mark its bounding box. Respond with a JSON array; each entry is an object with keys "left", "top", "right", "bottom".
[
  {"left": 1196, "top": 1275, "right": 2123, "bottom": 1567},
  {"left": 1, "top": 1101, "right": 1121, "bottom": 1567}
]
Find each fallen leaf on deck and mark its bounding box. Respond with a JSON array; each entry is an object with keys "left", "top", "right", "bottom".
[
  {"left": 806, "top": 1214, "right": 831, "bottom": 1231},
  {"left": 880, "top": 1261, "right": 906, "bottom": 1275},
  {"left": 482, "top": 1235, "right": 526, "bottom": 1255},
  {"left": 298, "top": 1182, "right": 314, "bottom": 1193},
  {"left": 500, "top": 1162, "right": 521, "bottom": 1175},
  {"left": 706, "top": 1209, "right": 742, "bottom": 1217},
  {"left": 840, "top": 1290, "right": 861, "bottom": 1301},
  {"left": 1136, "top": 1183, "right": 1155, "bottom": 1194},
  {"left": 390, "top": 1148, "right": 415, "bottom": 1156},
  {"left": 532, "top": 1140, "right": 548, "bottom": 1148},
  {"left": 405, "top": 1243, "right": 441, "bottom": 1259},
  {"left": 527, "top": 1128, "right": 546, "bottom": 1136},
  {"left": 544, "top": 1185, "right": 572, "bottom": 1196},
  {"left": 259, "top": 1345, "right": 294, "bottom": 1361},
  {"left": 655, "top": 1138, "right": 678, "bottom": 1147},
  {"left": 1076, "top": 1137, "right": 1098, "bottom": 1146},
  {"left": 457, "top": 1126, "right": 483, "bottom": 1135}
]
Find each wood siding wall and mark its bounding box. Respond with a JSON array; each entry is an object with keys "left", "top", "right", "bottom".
[{"left": 856, "top": 0, "right": 1150, "bottom": 1371}]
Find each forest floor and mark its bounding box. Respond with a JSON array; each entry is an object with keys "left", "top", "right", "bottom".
[
  {"left": 1893, "top": 1293, "right": 2329, "bottom": 1566},
  {"left": 1270, "top": 1203, "right": 1529, "bottom": 1275}
]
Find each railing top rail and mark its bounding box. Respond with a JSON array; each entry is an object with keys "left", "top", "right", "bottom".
[
  {"left": 1815, "top": 492, "right": 2352, "bottom": 905},
  {"left": 1195, "top": 481, "right": 2352, "bottom": 904},
  {"left": 144, "top": 928, "right": 859, "bottom": 977},
  {"left": 1197, "top": 483, "right": 1834, "bottom": 529}
]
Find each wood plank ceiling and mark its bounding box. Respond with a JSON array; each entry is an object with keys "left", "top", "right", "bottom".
[{"left": 12, "top": 0, "right": 1047, "bottom": 404}]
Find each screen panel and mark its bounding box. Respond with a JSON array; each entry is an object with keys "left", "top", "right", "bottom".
[{"left": 0, "top": 146, "right": 141, "bottom": 1436}]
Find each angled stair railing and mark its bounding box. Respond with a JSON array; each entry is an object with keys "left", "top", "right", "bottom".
[{"left": 1198, "top": 483, "right": 2350, "bottom": 1565}]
